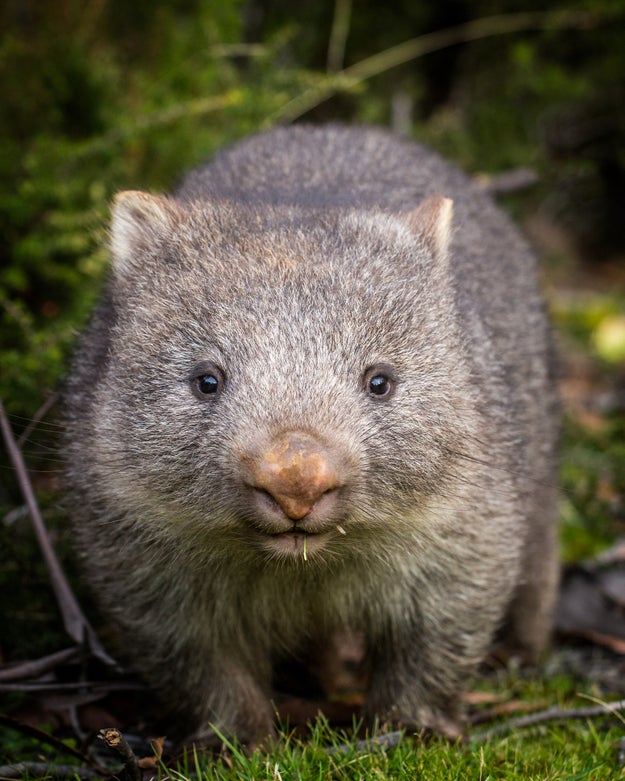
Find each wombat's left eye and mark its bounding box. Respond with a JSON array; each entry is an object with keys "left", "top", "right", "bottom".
[
  {"left": 197, "top": 375, "right": 219, "bottom": 394},
  {"left": 189, "top": 363, "right": 225, "bottom": 400},
  {"left": 363, "top": 364, "right": 397, "bottom": 400}
]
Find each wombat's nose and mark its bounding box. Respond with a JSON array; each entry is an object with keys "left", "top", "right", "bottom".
[{"left": 248, "top": 433, "right": 339, "bottom": 520}]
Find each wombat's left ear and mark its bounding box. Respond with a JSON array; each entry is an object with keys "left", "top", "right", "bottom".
[
  {"left": 110, "top": 190, "right": 181, "bottom": 276},
  {"left": 403, "top": 195, "right": 453, "bottom": 262}
]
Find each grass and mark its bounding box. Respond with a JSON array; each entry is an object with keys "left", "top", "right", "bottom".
[
  {"left": 170, "top": 713, "right": 625, "bottom": 781},
  {"left": 158, "top": 667, "right": 625, "bottom": 779},
  {"left": 3, "top": 663, "right": 625, "bottom": 778}
]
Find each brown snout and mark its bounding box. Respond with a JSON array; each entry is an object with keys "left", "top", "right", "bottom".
[{"left": 247, "top": 432, "right": 340, "bottom": 520}]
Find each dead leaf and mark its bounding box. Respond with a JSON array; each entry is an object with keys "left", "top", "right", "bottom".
[{"left": 136, "top": 736, "right": 166, "bottom": 769}]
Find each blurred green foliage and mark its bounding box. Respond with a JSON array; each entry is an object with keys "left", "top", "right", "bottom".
[
  {"left": 1, "top": 0, "right": 624, "bottom": 416},
  {"left": 561, "top": 416, "right": 625, "bottom": 560},
  {"left": 0, "top": 1, "right": 624, "bottom": 603}
]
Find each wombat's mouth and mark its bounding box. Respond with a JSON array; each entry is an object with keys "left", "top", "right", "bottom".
[{"left": 260, "top": 526, "right": 335, "bottom": 560}]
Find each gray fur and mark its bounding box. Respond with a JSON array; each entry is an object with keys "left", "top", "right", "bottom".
[{"left": 63, "top": 125, "right": 559, "bottom": 745}]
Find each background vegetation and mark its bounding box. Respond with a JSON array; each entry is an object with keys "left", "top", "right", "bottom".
[
  {"left": 1, "top": 0, "right": 624, "bottom": 419},
  {"left": 1, "top": 0, "right": 625, "bottom": 776}
]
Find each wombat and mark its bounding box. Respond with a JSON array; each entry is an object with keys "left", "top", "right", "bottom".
[{"left": 63, "top": 124, "right": 559, "bottom": 746}]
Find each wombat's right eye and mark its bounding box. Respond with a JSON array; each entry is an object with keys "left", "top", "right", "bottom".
[
  {"left": 363, "top": 363, "right": 397, "bottom": 400},
  {"left": 189, "top": 363, "right": 225, "bottom": 400}
]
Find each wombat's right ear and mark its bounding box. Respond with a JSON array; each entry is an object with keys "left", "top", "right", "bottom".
[
  {"left": 110, "top": 191, "right": 180, "bottom": 275},
  {"left": 403, "top": 195, "right": 454, "bottom": 263}
]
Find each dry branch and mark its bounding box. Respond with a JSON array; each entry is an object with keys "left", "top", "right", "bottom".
[
  {"left": 0, "top": 714, "right": 103, "bottom": 768},
  {"left": 269, "top": 9, "right": 607, "bottom": 125},
  {"left": 0, "top": 399, "right": 115, "bottom": 667},
  {"left": 0, "top": 761, "right": 105, "bottom": 779},
  {"left": 0, "top": 646, "right": 81, "bottom": 683},
  {"left": 471, "top": 698, "right": 625, "bottom": 741},
  {"left": 98, "top": 728, "right": 142, "bottom": 781}
]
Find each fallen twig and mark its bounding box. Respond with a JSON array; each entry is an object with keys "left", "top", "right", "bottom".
[
  {"left": 0, "top": 646, "right": 82, "bottom": 683},
  {"left": 475, "top": 167, "right": 539, "bottom": 195},
  {"left": 0, "top": 679, "right": 142, "bottom": 693},
  {"left": 0, "top": 714, "right": 105, "bottom": 769},
  {"left": 98, "top": 728, "right": 143, "bottom": 781},
  {"left": 0, "top": 399, "right": 115, "bottom": 667},
  {"left": 468, "top": 698, "right": 547, "bottom": 726},
  {"left": 0, "top": 761, "right": 105, "bottom": 779},
  {"left": 471, "top": 698, "right": 625, "bottom": 741}
]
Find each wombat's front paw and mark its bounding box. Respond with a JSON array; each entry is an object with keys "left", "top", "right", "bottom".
[
  {"left": 367, "top": 699, "right": 464, "bottom": 741},
  {"left": 417, "top": 708, "right": 464, "bottom": 741},
  {"left": 185, "top": 703, "right": 276, "bottom": 753},
  {"left": 186, "top": 720, "right": 276, "bottom": 754}
]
